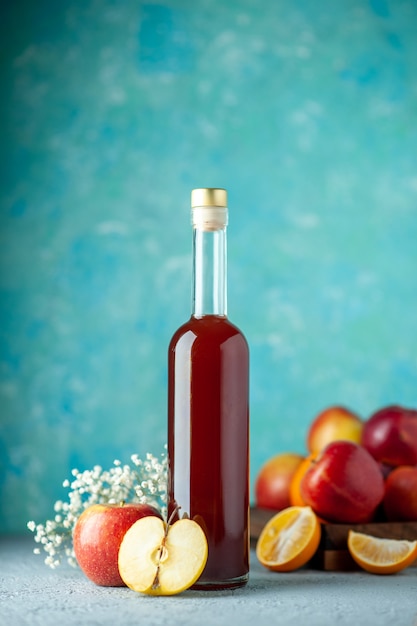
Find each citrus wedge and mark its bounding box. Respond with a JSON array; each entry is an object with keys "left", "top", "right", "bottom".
[
  {"left": 256, "top": 506, "right": 321, "bottom": 572},
  {"left": 118, "top": 516, "right": 208, "bottom": 595},
  {"left": 347, "top": 530, "right": 417, "bottom": 575}
]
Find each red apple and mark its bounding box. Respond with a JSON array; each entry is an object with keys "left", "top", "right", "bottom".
[
  {"left": 73, "top": 502, "right": 162, "bottom": 586},
  {"left": 383, "top": 466, "right": 417, "bottom": 521},
  {"left": 307, "top": 406, "right": 363, "bottom": 454},
  {"left": 300, "top": 440, "right": 385, "bottom": 524},
  {"left": 255, "top": 452, "right": 304, "bottom": 510},
  {"left": 361, "top": 405, "right": 417, "bottom": 467}
]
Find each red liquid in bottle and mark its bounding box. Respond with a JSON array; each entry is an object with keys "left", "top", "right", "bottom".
[{"left": 168, "top": 314, "right": 249, "bottom": 590}]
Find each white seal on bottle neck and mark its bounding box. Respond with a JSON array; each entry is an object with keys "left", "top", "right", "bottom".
[{"left": 191, "top": 188, "right": 228, "bottom": 231}]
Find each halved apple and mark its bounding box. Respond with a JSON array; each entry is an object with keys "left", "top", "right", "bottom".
[{"left": 118, "top": 515, "right": 208, "bottom": 595}]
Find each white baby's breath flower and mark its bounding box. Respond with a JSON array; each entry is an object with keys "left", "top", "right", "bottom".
[{"left": 27, "top": 447, "right": 167, "bottom": 569}]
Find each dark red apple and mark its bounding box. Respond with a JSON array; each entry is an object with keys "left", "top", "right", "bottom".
[
  {"left": 73, "top": 502, "right": 162, "bottom": 586},
  {"left": 361, "top": 405, "right": 417, "bottom": 467},
  {"left": 383, "top": 465, "right": 417, "bottom": 521},
  {"left": 300, "top": 440, "right": 385, "bottom": 524}
]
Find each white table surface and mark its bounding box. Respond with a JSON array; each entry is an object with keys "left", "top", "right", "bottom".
[{"left": 1, "top": 535, "right": 417, "bottom": 626}]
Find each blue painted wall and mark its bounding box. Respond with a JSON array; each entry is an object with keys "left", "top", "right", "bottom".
[{"left": 1, "top": 0, "right": 416, "bottom": 532}]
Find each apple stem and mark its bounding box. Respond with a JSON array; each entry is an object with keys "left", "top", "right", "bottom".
[{"left": 166, "top": 505, "right": 181, "bottom": 528}]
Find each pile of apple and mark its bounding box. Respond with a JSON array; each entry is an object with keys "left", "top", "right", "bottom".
[{"left": 255, "top": 404, "right": 417, "bottom": 524}]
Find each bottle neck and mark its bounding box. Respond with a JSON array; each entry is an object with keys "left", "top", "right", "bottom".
[{"left": 192, "top": 226, "right": 227, "bottom": 317}]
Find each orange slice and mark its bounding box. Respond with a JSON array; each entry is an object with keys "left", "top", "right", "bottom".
[
  {"left": 256, "top": 506, "right": 321, "bottom": 572},
  {"left": 348, "top": 530, "right": 417, "bottom": 574}
]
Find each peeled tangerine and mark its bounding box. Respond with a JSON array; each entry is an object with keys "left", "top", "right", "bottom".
[
  {"left": 348, "top": 530, "right": 417, "bottom": 575},
  {"left": 118, "top": 516, "right": 208, "bottom": 595},
  {"left": 256, "top": 506, "right": 321, "bottom": 572}
]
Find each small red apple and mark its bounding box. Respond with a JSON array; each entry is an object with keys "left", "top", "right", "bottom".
[
  {"left": 307, "top": 406, "right": 363, "bottom": 454},
  {"left": 383, "top": 466, "right": 417, "bottom": 522},
  {"left": 255, "top": 452, "right": 304, "bottom": 511},
  {"left": 73, "top": 502, "right": 162, "bottom": 586},
  {"left": 361, "top": 405, "right": 417, "bottom": 467},
  {"left": 300, "top": 440, "right": 385, "bottom": 524}
]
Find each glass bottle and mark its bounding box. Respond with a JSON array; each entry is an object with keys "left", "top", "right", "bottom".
[{"left": 167, "top": 188, "right": 250, "bottom": 590}]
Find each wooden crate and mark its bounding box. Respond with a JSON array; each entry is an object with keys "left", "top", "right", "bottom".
[{"left": 250, "top": 507, "right": 417, "bottom": 571}]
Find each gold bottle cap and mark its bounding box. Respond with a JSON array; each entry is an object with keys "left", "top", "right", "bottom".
[
  {"left": 191, "top": 188, "right": 227, "bottom": 208},
  {"left": 191, "top": 188, "right": 228, "bottom": 230}
]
